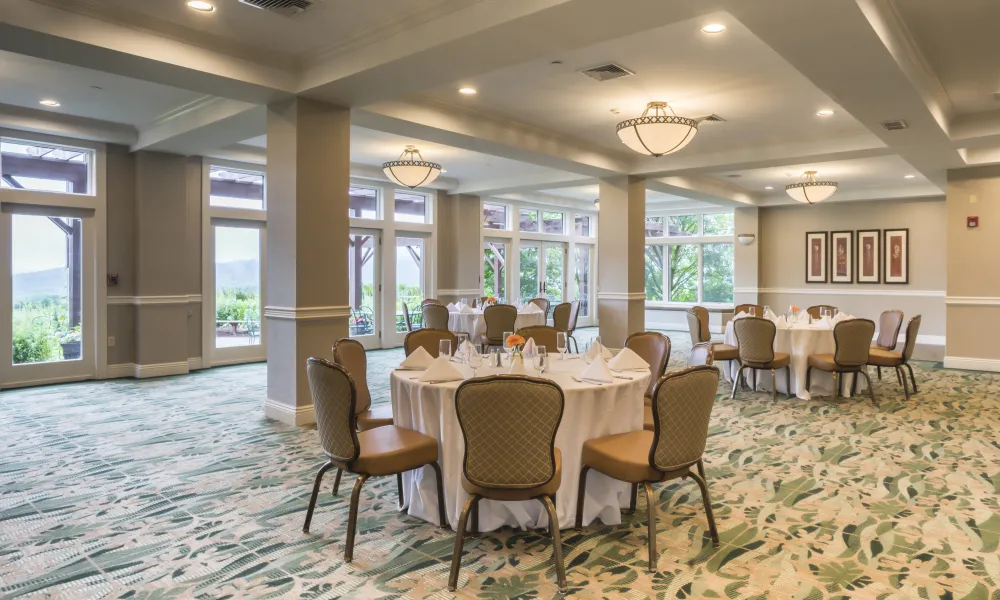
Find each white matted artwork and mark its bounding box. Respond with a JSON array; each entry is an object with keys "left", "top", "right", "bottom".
[
  {"left": 884, "top": 228, "right": 909, "bottom": 284},
  {"left": 830, "top": 231, "right": 853, "bottom": 284},
  {"left": 856, "top": 229, "right": 880, "bottom": 283},
  {"left": 805, "top": 231, "right": 828, "bottom": 283}
]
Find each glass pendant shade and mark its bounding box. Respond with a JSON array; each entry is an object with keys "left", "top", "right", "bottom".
[
  {"left": 382, "top": 146, "right": 442, "bottom": 188},
  {"left": 616, "top": 102, "right": 699, "bottom": 157},
  {"left": 785, "top": 171, "right": 838, "bottom": 204}
]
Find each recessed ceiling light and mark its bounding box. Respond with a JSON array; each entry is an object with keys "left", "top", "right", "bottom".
[
  {"left": 458, "top": 87, "right": 477, "bottom": 95},
  {"left": 904, "top": 174, "right": 916, "bottom": 179},
  {"left": 187, "top": 1, "right": 215, "bottom": 11},
  {"left": 39, "top": 99, "right": 61, "bottom": 107},
  {"left": 702, "top": 24, "right": 726, "bottom": 33},
  {"left": 764, "top": 186, "right": 774, "bottom": 190},
  {"left": 817, "top": 109, "right": 835, "bottom": 116}
]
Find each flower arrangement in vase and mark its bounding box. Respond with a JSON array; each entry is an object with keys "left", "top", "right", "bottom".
[{"left": 505, "top": 333, "right": 526, "bottom": 374}]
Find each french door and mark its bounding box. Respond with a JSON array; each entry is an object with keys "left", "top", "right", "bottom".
[
  {"left": 573, "top": 244, "right": 595, "bottom": 326},
  {"left": 518, "top": 241, "right": 566, "bottom": 308},
  {"left": 1, "top": 209, "right": 95, "bottom": 386},
  {"left": 348, "top": 229, "right": 381, "bottom": 349},
  {"left": 207, "top": 221, "right": 266, "bottom": 365},
  {"left": 384, "top": 234, "right": 429, "bottom": 347}
]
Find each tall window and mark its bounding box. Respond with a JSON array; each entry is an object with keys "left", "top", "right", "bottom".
[
  {"left": 483, "top": 241, "right": 507, "bottom": 299},
  {"left": 644, "top": 212, "right": 734, "bottom": 304},
  {"left": 214, "top": 227, "right": 261, "bottom": 348}
]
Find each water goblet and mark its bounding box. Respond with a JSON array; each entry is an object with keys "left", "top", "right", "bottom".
[
  {"left": 533, "top": 346, "right": 548, "bottom": 374},
  {"left": 467, "top": 352, "right": 483, "bottom": 378},
  {"left": 556, "top": 332, "right": 567, "bottom": 360},
  {"left": 438, "top": 339, "right": 452, "bottom": 359},
  {"left": 455, "top": 332, "right": 469, "bottom": 358}
]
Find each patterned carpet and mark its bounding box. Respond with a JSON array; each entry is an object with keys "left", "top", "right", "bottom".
[{"left": 3, "top": 328, "right": 1000, "bottom": 599}]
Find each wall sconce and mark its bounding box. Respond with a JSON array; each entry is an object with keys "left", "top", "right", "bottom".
[{"left": 737, "top": 233, "right": 756, "bottom": 245}]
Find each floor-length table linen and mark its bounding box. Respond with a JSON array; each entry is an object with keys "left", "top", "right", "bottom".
[
  {"left": 390, "top": 358, "right": 648, "bottom": 530},
  {"left": 448, "top": 310, "right": 546, "bottom": 340},
  {"left": 724, "top": 322, "right": 858, "bottom": 400}
]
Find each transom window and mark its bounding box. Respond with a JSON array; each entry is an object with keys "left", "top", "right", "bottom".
[
  {"left": 209, "top": 167, "right": 265, "bottom": 210},
  {"left": 483, "top": 203, "right": 508, "bottom": 230},
  {"left": 394, "top": 190, "right": 428, "bottom": 223},
  {"left": 350, "top": 185, "right": 379, "bottom": 219},
  {"left": 0, "top": 138, "right": 93, "bottom": 195}
]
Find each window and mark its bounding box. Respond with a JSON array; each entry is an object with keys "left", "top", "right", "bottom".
[
  {"left": 209, "top": 167, "right": 264, "bottom": 210},
  {"left": 574, "top": 245, "right": 592, "bottom": 316},
  {"left": 702, "top": 243, "right": 734, "bottom": 303},
  {"left": 394, "top": 190, "right": 427, "bottom": 223},
  {"left": 541, "top": 211, "right": 564, "bottom": 234},
  {"left": 668, "top": 245, "right": 698, "bottom": 302},
  {"left": 574, "top": 215, "right": 592, "bottom": 237},
  {"left": 214, "top": 227, "right": 261, "bottom": 348},
  {"left": 483, "top": 203, "right": 508, "bottom": 230},
  {"left": 396, "top": 237, "right": 426, "bottom": 332},
  {"left": 483, "top": 241, "right": 507, "bottom": 300},
  {"left": 668, "top": 215, "right": 698, "bottom": 237},
  {"left": 1, "top": 139, "right": 92, "bottom": 195},
  {"left": 644, "top": 246, "right": 663, "bottom": 301},
  {"left": 349, "top": 185, "right": 379, "bottom": 219},
  {"left": 645, "top": 216, "right": 664, "bottom": 238},
  {"left": 519, "top": 209, "right": 539, "bottom": 232},
  {"left": 703, "top": 213, "right": 734, "bottom": 236}
]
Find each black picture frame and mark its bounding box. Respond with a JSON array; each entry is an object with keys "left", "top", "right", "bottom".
[
  {"left": 829, "top": 230, "right": 853, "bottom": 284},
  {"left": 883, "top": 228, "right": 909, "bottom": 284},
  {"left": 805, "top": 231, "right": 828, "bottom": 284},
  {"left": 855, "top": 229, "right": 881, "bottom": 284}
]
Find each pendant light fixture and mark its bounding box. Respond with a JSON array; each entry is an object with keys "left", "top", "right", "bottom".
[
  {"left": 382, "top": 146, "right": 442, "bottom": 189},
  {"left": 616, "top": 101, "right": 699, "bottom": 157},
  {"left": 785, "top": 171, "right": 838, "bottom": 204}
]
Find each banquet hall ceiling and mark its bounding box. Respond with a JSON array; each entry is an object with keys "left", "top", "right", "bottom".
[{"left": 0, "top": 0, "right": 995, "bottom": 205}]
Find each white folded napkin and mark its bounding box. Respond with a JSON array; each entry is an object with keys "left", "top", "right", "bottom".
[
  {"left": 796, "top": 312, "right": 810, "bottom": 324},
  {"left": 447, "top": 303, "right": 459, "bottom": 313},
  {"left": 459, "top": 340, "right": 479, "bottom": 358},
  {"left": 585, "top": 340, "right": 614, "bottom": 361},
  {"left": 459, "top": 304, "right": 475, "bottom": 314},
  {"left": 818, "top": 316, "right": 832, "bottom": 329},
  {"left": 521, "top": 303, "right": 542, "bottom": 314},
  {"left": 832, "top": 312, "right": 850, "bottom": 324},
  {"left": 418, "top": 356, "right": 465, "bottom": 383},
  {"left": 400, "top": 346, "right": 434, "bottom": 369},
  {"left": 775, "top": 316, "right": 788, "bottom": 329},
  {"left": 579, "top": 356, "right": 614, "bottom": 384},
  {"left": 608, "top": 347, "right": 649, "bottom": 371},
  {"left": 522, "top": 337, "right": 537, "bottom": 356},
  {"left": 764, "top": 308, "right": 779, "bottom": 322},
  {"left": 733, "top": 311, "right": 748, "bottom": 320}
]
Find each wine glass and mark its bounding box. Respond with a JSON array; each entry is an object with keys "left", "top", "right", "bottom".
[
  {"left": 582, "top": 342, "right": 593, "bottom": 364},
  {"left": 749, "top": 306, "right": 757, "bottom": 318},
  {"left": 467, "top": 351, "right": 483, "bottom": 378},
  {"left": 502, "top": 331, "right": 514, "bottom": 361},
  {"left": 763, "top": 305, "right": 771, "bottom": 319},
  {"left": 438, "top": 339, "right": 452, "bottom": 359},
  {"left": 533, "top": 346, "right": 548, "bottom": 374},
  {"left": 556, "top": 332, "right": 567, "bottom": 360},
  {"left": 455, "top": 332, "right": 469, "bottom": 358}
]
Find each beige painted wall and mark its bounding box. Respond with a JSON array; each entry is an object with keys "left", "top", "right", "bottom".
[
  {"left": 106, "top": 144, "right": 136, "bottom": 365},
  {"left": 757, "top": 197, "right": 946, "bottom": 337},
  {"left": 946, "top": 167, "right": 1000, "bottom": 364},
  {"left": 437, "top": 192, "right": 481, "bottom": 299}
]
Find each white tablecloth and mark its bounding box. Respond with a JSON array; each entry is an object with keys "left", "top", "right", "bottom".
[
  {"left": 390, "top": 357, "right": 649, "bottom": 530},
  {"left": 724, "top": 321, "right": 859, "bottom": 400},
  {"left": 448, "top": 310, "right": 546, "bottom": 340}
]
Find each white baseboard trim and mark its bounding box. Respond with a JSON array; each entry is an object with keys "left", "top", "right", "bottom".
[
  {"left": 188, "top": 357, "right": 204, "bottom": 371},
  {"left": 2, "top": 374, "right": 92, "bottom": 389},
  {"left": 135, "top": 362, "right": 190, "bottom": 378},
  {"left": 264, "top": 398, "right": 316, "bottom": 426},
  {"left": 943, "top": 356, "right": 1000, "bottom": 372},
  {"left": 106, "top": 363, "right": 137, "bottom": 378}
]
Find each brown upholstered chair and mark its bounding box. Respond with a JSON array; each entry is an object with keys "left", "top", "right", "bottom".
[
  {"left": 576, "top": 366, "right": 721, "bottom": 572},
  {"left": 625, "top": 332, "right": 671, "bottom": 432},
  {"left": 731, "top": 317, "right": 790, "bottom": 400},
  {"left": 302, "top": 359, "right": 447, "bottom": 562},
  {"left": 687, "top": 310, "right": 739, "bottom": 375},
  {"left": 872, "top": 310, "right": 904, "bottom": 380},
  {"left": 421, "top": 298, "right": 442, "bottom": 307},
  {"left": 867, "top": 315, "right": 921, "bottom": 401},
  {"left": 404, "top": 329, "right": 458, "bottom": 358},
  {"left": 401, "top": 301, "right": 414, "bottom": 332},
  {"left": 422, "top": 303, "right": 450, "bottom": 330},
  {"left": 552, "top": 302, "right": 571, "bottom": 331},
  {"left": 567, "top": 300, "right": 581, "bottom": 353},
  {"left": 481, "top": 304, "right": 518, "bottom": 350},
  {"left": 690, "top": 306, "right": 711, "bottom": 342},
  {"left": 449, "top": 376, "right": 567, "bottom": 593},
  {"left": 806, "top": 318, "right": 877, "bottom": 405},
  {"left": 688, "top": 342, "right": 715, "bottom": 367},
  {"left": 734, "top": 304, "right": 764, "bottom": 317},
  {"left": 333, "top": 338, "right": 393, "bottom": 433},
  {"left": 807, "top": 305, "right": 839, "bottom": 319},
  {"left": 516, "top": 325, "right": 561, "bottom": 352},
  {"left": 528, "top": 297, "right": 550, "bottom": 319}
]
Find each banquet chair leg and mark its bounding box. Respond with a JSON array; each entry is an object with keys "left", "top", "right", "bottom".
[
  {"left": 835, "top": 372, "right": 842, "bottom": 398},
  {"left": 877, "top": 366, "right": 882, "bottom": 380},
  {"left": 696, "top": 459, "right": 707, "bottom": 480},
  {"left": 575, "top": 467, "right": 591, "bottom": 528},
  {"left": 541, "top": 495, "right": 568, "bottom": 593},
  {"left": 770, "top": 369, "right": 777, "bottom": 400},
  {"left": 429, "top": 461, "right": 448, "bottom": 528},
  {"left": 785, "top": 367, "right": 792, "bottom": 397},
  {"left": 448, "top": 495, "right": 478, "bottom": 592},
  {"left": 332, "top": 468, "right": 342, "bottom": 496},
  {"left": 730, "top": 366, "right": 743, "bottom": 399},
  {"left": 688, "top": 470, "right": 720, "bottom": 548},
  {"left": 896, "top": 367, "right": 903, "bottom": 386},
  {"left": 396, "top": 472, "right": 405, "bottom": 510},
  {"left": 344, "top": 474, "right": 370, "bottom": 562},
  {"left": 303, "top": 461, "right": 334, "bottom": 533},
  {"left": 625, "top": 483, "right": 638, "bottom": 515},
  {"left": 898, "top": 366, "right": 911, "bottom": 401},
  {"left": 470, "top": 496, "right": 480, "bottom": 535},
  {"left": 805, "top": 367, "right": 813, "bottom": 392},
  {"left": 642, "top": 482, "right": 657, "bottom": 572},
  {"left": 861, "top": 369, "right": 877, "bottom": 407},
  {"left": 906, "top": 363, "right": 918, "bottom": 394},
  {"left": 752, "top": 369, "right": 758, "bottom": 392},
  {"left": 852, "top": 371, "right": 860, "bottom": 396}
]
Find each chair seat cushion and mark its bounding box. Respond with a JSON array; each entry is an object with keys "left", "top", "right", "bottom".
[
  {"left": 868, "top": 348, "right": 903, "bottom": 367},
  {"left": 351, "top": 426, "right": 438, "bottom": 477},
  {"left": 711, "top": 343, "right": 739, "bottom": 361},
  {"left": 808, "top": 353, "right": 837, "bottom": 370},
  {"left": 462, "top": 448, "right": 562, "bottom": 501},
  {"left": 357, "top": 403, "right": 394, "bottom": 431},
  {"left": 582, "top": 430, "right": 662, "bottom": 483},
  {"left": 745, "top": 352, "right": 790, "bottom": 369}
]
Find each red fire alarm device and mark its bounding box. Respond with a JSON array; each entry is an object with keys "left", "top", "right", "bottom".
[{"left": 968, "top": 216, "right": 979, "bottom": 228}]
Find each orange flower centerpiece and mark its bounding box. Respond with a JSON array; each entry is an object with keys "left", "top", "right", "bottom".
[
  {"left": 485, "top": 296, "right": 498, "bottom": 306},
  {"left": 505, "top": 333, "right": 527, "bottom": 374}
]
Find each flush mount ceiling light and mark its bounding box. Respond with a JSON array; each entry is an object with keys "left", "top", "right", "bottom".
[
  {"left": 764, "top": 186, "right": 774, "bottom": 190},
  {"left": 702, "top": 23, "right": 726, "bottom": 33},
  {"left": 816, "top": 109, "right": 835, "bottom": 116},
  {"left": 786, "top": 171, "right": 838, "bottom": 204},
  {"left": 382, "top": 146, "right": 442, "bottom": 189},
  {"left": 904, "top": 174, "right": 916, "bottom": 179},
  {"left": 616, "top": 101, "right": 699, "bottom": 157},
  {"left": 187, "top": 1, "right": 215, "bottom": 11},
  {"left": 39, "top": 99, "right": 61, "bottom": 107},
  {"left": 458, "top": 87, "right": 477, "bottom": 95}
]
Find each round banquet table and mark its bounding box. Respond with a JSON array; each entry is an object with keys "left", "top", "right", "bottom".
[
  {"left": 390, "top": 357, "right": 649, "bottom": 530},
  {"left": 447, "top": 309, "right": 546, "bottom": 340},
  {"left": 724, "top": 320, "right": 860, "bottom": 400}
]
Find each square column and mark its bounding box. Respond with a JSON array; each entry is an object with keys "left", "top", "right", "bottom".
[
  {"left": 436, "top": 192, "right": 483, "bottom": 302},
  {"left": 264, "top": 98, "right": 351, "bottom": 425},
  {"left": 597, "top": 176, "right": 645, "bottom": 347}
]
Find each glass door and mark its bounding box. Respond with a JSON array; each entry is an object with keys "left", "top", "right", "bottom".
[
  {"left": 573, "top": 244, "right": 594, "bottom": 326},
  {"left": 349, "top": 229, "right": 381, "bottom": 349},
  {"left": 210, "top": 223, "right": 265, "bottom": 365},
  {"left": 483, "top": 240, "right": 507, "bottom": 302},
  {"left": 1, "top": 211, "right": 94, "bottom": 385},
  {"left": 518, "top": 242, "right": 566, "bottom": 309},
  {"left": 386, "top": 234, "right": 427, "bottom": 347}
]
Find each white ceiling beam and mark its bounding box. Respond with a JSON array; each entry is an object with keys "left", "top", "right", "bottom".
[
  {"left": 0, "top": 102, "right": 136, "bottom": 145},
  {"left": 646, "top": 175, "right": 758, "bottom": 208},
  {"left": 132, "top": 100, "right": 264, "bottom": 155},
  {"left": 456, "top": 175, "right": 594, "bottom": 197}
]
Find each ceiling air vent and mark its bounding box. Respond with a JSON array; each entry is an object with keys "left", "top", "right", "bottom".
[
  {"left": 238, "top": 0, "right": 316, "bottom": 17},
  {"left": 699, "top": 114, "right": 726, "bottom": 123},
  {"left": 579, "top": 63, "right": 634, "bottom": 82},
  {"left": 881, "top": 119, "right": 909, "bottom": 131}
]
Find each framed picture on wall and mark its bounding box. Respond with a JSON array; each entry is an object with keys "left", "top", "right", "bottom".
[
  {"left": 805, "top": 231, "right": 828, "bottom": 283},
  {"left": 830, "top": 231, "right": 853, "bottom": 283},
  {"left": 856, "top": 229, "right": 881, "bottom": 283},
  {"left": 883, "top": 228, "right": 909, "bottom": 284}
]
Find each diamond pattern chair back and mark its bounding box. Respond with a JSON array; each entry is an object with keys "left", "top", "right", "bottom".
[
  {"left": 734, "top": 304, "right": 764, "bottom": 316},
  {"left": 516, "top": 325, "right": 561, "bottom": 351},
  {"left": 685, "top": 310, "right": 703, "bottom": 345},
  {"left": 688, "top": 342, "right": 715, "bottom": 367},
  {"left": 422, "top": 303, "right": 450, "bottom": 330},
  {"left": 807, "top": 305, "right": 838, "bottom": 319},
  {"left": 691, "top": 306, "right": 710, "bottom": 342},
  {"left": 901, "top": 315, "right": 922, "bottom": 361},
  {"left": 876, "top": 310, "right": 904, "bottom": 350},
  {"left": 455, "top": 376, "right": 564, "bottom": 489},
  {"left": 734, "top": 317, "right": 776, "bottom": 364},
  {"left": 306, "top": 358, "right": 360, "bottom": 463},
  {"left": 552, "top": 302, "right": 571, "bottom": 331},
  {"left": 332, "top": 338, "right": 371, "bottom": 414},
  {"left": 421, "top": 298, "right": 442, "bottom": 307},
  {"left": 649, "top": 366, "right": 720, "bottom": 472},
  {"left": 625, "top": 331, "right": 671, "bottom": 398},
  {"left": 833, "top": 319, "right": 876, "bottom": 366},
  {"left": 483, "top": 304, "right": 518, "bottom": 342},
  {"left": 404, "top": 329, "right": 458, "bottom": 358}
]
